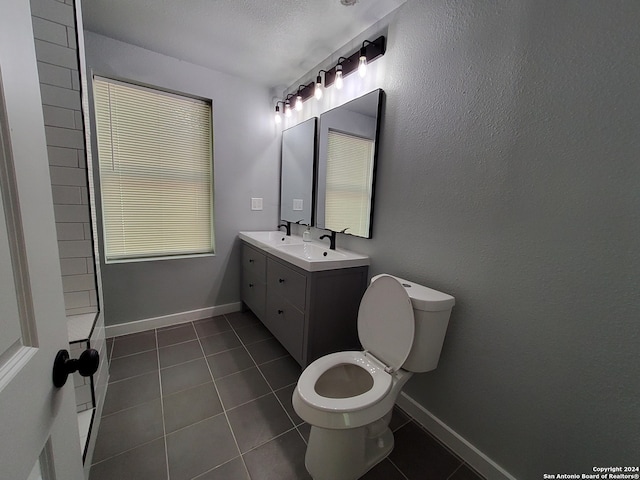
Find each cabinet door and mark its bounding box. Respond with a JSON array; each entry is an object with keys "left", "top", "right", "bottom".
[
  {"left": 265, "top": 295, "right": 304, "bottom": 364},
  {"left": 267, "top": 259, "right": 307, "bottom": 311},
  {"left": 242, "top": 244, "right": 266, "bottom": 282},
  {"left": 241, "top": 272, "right": 266, "bottom": 320}
]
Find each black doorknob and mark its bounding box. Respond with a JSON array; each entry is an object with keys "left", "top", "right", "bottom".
[{"left": 52, "top": 348, "right": 99, "bottom": 388}]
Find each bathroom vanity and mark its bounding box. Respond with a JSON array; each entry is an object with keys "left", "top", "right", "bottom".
[{"left": 239, "top": 232, "right": 369, "bottom": 367}]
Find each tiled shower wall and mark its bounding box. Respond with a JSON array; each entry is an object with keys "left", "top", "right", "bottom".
[{"left": 30, "top": 0, "right": 98, "bottom": 316}]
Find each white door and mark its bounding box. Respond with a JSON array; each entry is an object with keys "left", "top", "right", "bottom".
[{"left": 0, "top": 1, "right": 85, "bottom": 479}]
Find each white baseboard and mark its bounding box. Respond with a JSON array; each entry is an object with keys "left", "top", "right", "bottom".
[
  {"left": 105, "top": 302, "right": 243, "bottom": 338},
  {"left": 396, "top": 392, "right": 516, "bottom": 480}
]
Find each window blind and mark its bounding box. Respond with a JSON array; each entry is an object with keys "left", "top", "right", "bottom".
[
  {"left": 325, "top": 130, "right": 374, "bottom": 237},
  {"left": 93, "top": 77, "right": 213, "bottom": 261}
]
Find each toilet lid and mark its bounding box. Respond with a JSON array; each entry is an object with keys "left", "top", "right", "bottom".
[{"left": 358, "top": 275, "right": 415, "bottom": 371}]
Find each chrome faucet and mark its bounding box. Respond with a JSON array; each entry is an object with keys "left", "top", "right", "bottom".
[
  {"left": 319, "top": 230, "right": 336, "bottom": 250},
  {"left": 278, "top": 221, "right": 291, "bottom": 236}
]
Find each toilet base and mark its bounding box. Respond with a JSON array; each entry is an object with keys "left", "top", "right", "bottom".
[{"left": 304, "top": 412, "right": 395, "bottom": 480}]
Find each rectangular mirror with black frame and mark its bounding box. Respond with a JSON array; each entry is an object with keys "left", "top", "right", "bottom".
[
  {"left": 280, "top": 117, "right": 317, "bottom": 226},
  {"left": 316, "top": 89, "right": 383, "bottom": 238}
]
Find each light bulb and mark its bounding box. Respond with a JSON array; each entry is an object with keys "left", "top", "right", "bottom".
[
  {"left": 358, "top": 56, "right": 367, "bottom": 77},
  {"left": 335, "top": 70, "right": 343, "bottom": 89},
  {"left": 315, "top": 75, "right": 323, "bottom": 100},
  {"left": 274, "top": 106, "right": 281, "bottom": 124},
  {"left": 285, "top": 101, "right": 292, "bottom": 117},
  {"left": 295, "top": 95, "right": 303, "bottom": 111}
]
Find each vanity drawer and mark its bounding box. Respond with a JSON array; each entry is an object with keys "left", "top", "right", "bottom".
[
  {"left": 267, "top": 259, "right": 307, "bottom": 311},
  {"left": 242, "top": 244, "right": 266, "bottom": 282},
  {"left": 241, "top": 273, "right": 266, "bottom": 320},
  {"left": 265, "top": 295, "right": 304, "bottom": 364}
]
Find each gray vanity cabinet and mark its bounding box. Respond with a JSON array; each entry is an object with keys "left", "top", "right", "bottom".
[
  {"left": 241, "top": 244, "right": 267, "bottom": 319},
  {"left": 240, "top": 242, "right": 368, "bottom": 367}
]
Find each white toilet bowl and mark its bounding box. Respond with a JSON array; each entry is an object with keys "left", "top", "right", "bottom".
[{"left": 292, "top": 274, "right": 455, "bottom": 480}]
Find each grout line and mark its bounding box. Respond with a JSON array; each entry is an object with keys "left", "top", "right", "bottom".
[
  {"left": 240, "top": 425, "right": 299, "bottom": 456},
  {"left": 90, "top": 436, "right": 164, "bottom": 468},
  {"left": 387, "top": 457, "right": 411, "bottom": 480},
  {"left": 194, "top": 322, "right": 253, "bottom": 480},
  {"left": 446, "top": 463, "right": 465, "bottom": 480},
  {"left": 154, "top": 329, "right": 171, "bottom": 480},
  {"left": 242, "top": 336, "right": 306, "bottom": 445},
  {"left": 189, "top": 455, "right": 244, "bottom": 480}
]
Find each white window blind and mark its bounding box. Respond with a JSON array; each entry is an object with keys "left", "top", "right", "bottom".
[
  {"left": 325, "top": 130, "right": 375, "bottom": 237},
  {"left": 93, "top": 77, "right": 213, "bottom": 262}
]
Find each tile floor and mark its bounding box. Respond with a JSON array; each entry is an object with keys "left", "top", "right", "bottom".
[{"left": 90, "top": 310, "right": 484, "bottom": 480}]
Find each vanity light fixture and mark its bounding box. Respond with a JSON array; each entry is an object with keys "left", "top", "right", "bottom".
[
  {"left": 273, "top": 35, "right": 385, "bottom": 123},
  {"left": 274, "top": 102, "right": 283, "bottom": 124},
  {"left": 284, "top": 97, "right": 292, "bottom": 117},
  {"left": 334, "top": 57, "right": 348, "bottom": 89},
  {"left": 323, "top": 35, "right": 385, "bottom": 87},
  {"left": 315, "top": 70, "right": 327, "bottom": 100},
  {"left": 358, "top": 41, "right": 371, "bottom": 77},
  {"left": 295, "top": 85, "right": 306, "bottom": 111}
]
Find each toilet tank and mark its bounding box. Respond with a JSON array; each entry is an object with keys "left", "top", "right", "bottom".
[{"left": 371, "top": 275, "right": 455, "bottom": 373}]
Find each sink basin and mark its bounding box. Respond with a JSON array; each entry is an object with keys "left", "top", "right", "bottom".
[
  {"left": 239, "top": 231, "right": 369, "bottom": 272},
  {"left": 272, "top": 242, "right": 369, "bottom": 272},
  {"left": 239, "top": 231, "right": 304, "bottom": 249}
]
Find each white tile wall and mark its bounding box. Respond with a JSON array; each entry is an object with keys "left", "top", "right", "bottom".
[{"left": 32, "top": 0, "right": 99, "bottom": 318}]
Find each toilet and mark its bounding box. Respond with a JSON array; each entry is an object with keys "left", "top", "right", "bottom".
[{"left": 292, "top": 274, "right": 455, "bottom": 480}]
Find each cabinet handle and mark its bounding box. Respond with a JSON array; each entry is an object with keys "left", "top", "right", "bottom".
[
  {"left": 249, "top": 283, "right": 254, "bottom": 288},
  {"left": 249, "top": 259, "right": 254, "bottom": 263},
  {"left": 277, "top": 309, "right": 283, "bottom": 314},
  {"left": 278, "top": 278, "right": 285, "bottom": 283}
]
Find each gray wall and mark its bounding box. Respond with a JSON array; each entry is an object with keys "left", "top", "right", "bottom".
[
  {"left": 83, "top": 32, "right": 280, "bottom": 325},
  {"left": 330, "top": 1, "right": 639, "bottom": 478},
  {"left": 30, "top": 0, "right": 98, "bottom": 316}
]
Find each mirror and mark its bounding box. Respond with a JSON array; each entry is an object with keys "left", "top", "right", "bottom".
[
  {"left": 280, "top": 117, "right": 317, "bottom": 226},
  {"left": 316, "top": 89, "right": 383, "bottom": 238}
]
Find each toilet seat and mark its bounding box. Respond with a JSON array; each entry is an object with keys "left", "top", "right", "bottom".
[
  {"left": 296, "top": 351, "right": 392, "bottom": 412},
  {"left": 295, "top": 276, "right": 415, "bottom": 418}
]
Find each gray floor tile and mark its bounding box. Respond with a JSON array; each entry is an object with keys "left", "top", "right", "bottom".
[
  {"left": 158, "top": 339, "right": 203, "bottom": 368},
  {"left": 243, "top": 429, "right": 312, "bottom": 480},
  {"left": 234, "top": 322, "right": 273, "bottom": 345},
  {"left": 199, "top": 330, "right": 242, "bottom": 356},
  {"left": 108, "top": 349, "right": 158, "bottom": 382},
  {"left": 246, "top": 337, "right": 289, "bottom": 365},
  {"left": 102, "top": 371, "right": 160, "bottom": 416},
  {"left": 274, "top": 384, "right": 303, "bottom": 425},
  {"left": 110, "top": 331, "right": 156, "bottom": 359},
  {"left": 93, "top": 399, "right": 164, "bottom": 463},
  {"left": 90, "top": 438, "right": 167, "bottom": 480},
  {"left": 206, "top": 346, "right": 255, "bottom": 379},
  {"left": 259, "top": 355, "right": 301, "bottom": 390},
  {"left": 157, "top": 323, "right": 197, "bottom": 347},
  {"left": 227, "top": 393, "right": 294, "bottom": 453},
  {"left": 450, "top": 464, "right": 485, "bottom": 480},
  {"left": 361, "top": 458, "right": 406, "bottom": 480},
  {"left": 166, "top": 414, "right": 239, "bottom": 480},
  {"left": 215, "top": 366, "right": 271, "bottom": 409},
  {"left": 163, "top": 382, "right": 223, "bottom": 433},
  {"left": 193, "top": 457, "right": 249, "bottom": 480},
  {"left": 194, "top": 315, "right": 232, "bottom": 337},
  {"left": 225, "top": 310, "right": 260, "bottom": 330},
  {"left": 389, "top": 405, "right": 411, "bottom": 431},
  {"left": 160, "top": 357, "right": 213, "bottom": 396},
  {"left": 389, "top": 421, "right": 462, "bottom": 480}
]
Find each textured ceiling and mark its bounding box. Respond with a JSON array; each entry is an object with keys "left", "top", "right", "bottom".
[{"left": 81, "top": 0, "right": 405, "bottom": 90}]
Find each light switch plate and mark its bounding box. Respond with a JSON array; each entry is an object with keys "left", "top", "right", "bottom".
[
  {"left": 251, "top": 198, "right": 263, "bottom": 210},
  {"left": 293, "top": 199, "right": 303, "bottom": 211}
]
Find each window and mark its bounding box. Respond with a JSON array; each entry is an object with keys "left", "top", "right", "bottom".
[
  {"left": 93, "top": 77, "right": 213, "bottom": 262},
  {"left": 325, "top": 130, "right": 375, "bottom": 237}
]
